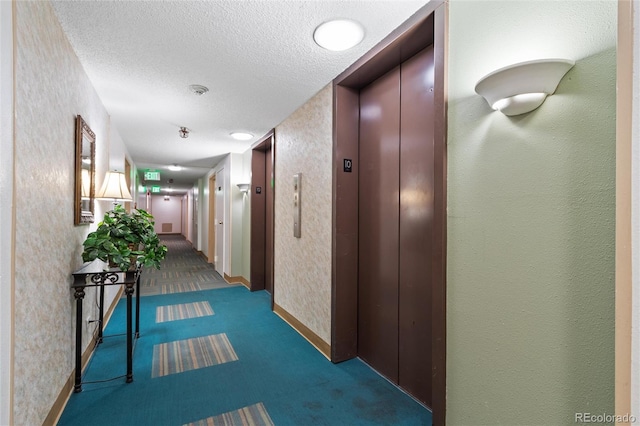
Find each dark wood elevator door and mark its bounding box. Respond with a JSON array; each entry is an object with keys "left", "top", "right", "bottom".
[
  {"left": 358, "top": 65, "right": 401, "bottom": 383},
  {"left": 358, "top": 46, "right": 434, "bottom": 407}
]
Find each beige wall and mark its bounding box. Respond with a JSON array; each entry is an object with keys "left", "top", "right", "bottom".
[
  {"left": 610, "top": 1, "right": 640, "bottom": 421},
  {"left": 150, "top": 195, "right": 182, "bottom": 234},
  {"left": 447, "top": 1, "right": 616, "bottom": 424},
  {"left": 0, "top": 1, "right": 14, "bottom": 424},
  {"left": 13, "top": 1, "right": 115, "bottom": 424},
  {"left": 633, "top": 0, "right": 640, "bottom": 416},
  {"left": 273, "top": 84, "right": 333, "bottom": 344}
]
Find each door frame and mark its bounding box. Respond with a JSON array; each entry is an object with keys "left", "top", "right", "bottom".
[
  {"left": 331, "top": 1, "right": 447, "bottom": 423},
  {"left": 214, "top": 168, "right": 225, "bottom": 276},
  {"left": 208, "top": 173, "right": 216, "bottom": 264},
  {"left": 250, "top": 130, "right": 275, "bottom": 306}
]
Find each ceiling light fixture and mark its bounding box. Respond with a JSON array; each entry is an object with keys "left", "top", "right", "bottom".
[
  {"left": 168, "top": 164, "right": 182, "bottom": 171},
  {"left": 230, "top": 132, "right": 253, "bottom": 141},
  {"left": 475, "top": 58, "right": 575, "bottom": 116},
  {"left": 313, "top": 19, "right": 365, "bottom": 51},
  {"left": 188, "top": 84, "right": 209, "bottom": 96},
  {"left": 179, "top": 127, "right": 189, "bottom": 138}
]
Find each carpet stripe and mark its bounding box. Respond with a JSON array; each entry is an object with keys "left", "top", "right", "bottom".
[
  {"left": 152, "top": 333, "right": 238, "bottom": 378},
  {"left": 184, "top": 403, "right": 274, "bottom": 426},
  {"left": 161, "top": 282, "right": 202, "bottom": 294},
  {"left": 156, "top": 301, "right": 214, "bottom": 323}
]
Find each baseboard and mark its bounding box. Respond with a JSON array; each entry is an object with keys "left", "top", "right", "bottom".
[
  {"left": 44, "top": 286, "right": 124, "bottom": 425},
  {"left": 273, "top": 303, "right": 331, "bottom": 360},
  {"left": 196, "top": 250, "right": 209, "bottom": 262},
  {"left": 223, "top": 273, "right": 250, "bottom": 289}
]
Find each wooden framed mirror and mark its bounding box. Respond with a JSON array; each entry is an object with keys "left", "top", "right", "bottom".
[{"left": 74, "top": 115, "right": 96, "bottom": 225}]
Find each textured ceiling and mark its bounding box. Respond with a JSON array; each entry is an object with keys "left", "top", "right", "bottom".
[{"left": 51, "top": 0, "right": 428, "bottom": 193}]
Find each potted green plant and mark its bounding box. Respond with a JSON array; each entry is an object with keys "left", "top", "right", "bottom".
[{"left": 82, "top": 204, "right": 168, "bottom": 271}]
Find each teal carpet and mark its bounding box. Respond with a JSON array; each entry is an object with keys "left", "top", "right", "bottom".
[{"left": 58, "top": 237, "right": 431, "bottom": 426}]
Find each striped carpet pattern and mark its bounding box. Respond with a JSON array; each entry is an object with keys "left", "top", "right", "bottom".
[
  {"left": 184, "top": 403, "right": 274, "bottom": 426},
  {"left": 156, "top": 301, "right": 214, "bottom": 323},
  {"left": 152, "top": 333, "right": 239, "bottom": 378},
  {"left": 139, "top": 235, "right": 239, "bottom": 296},
  {"left": 159, "top": 282, "right": 202, "bottom": 294}
]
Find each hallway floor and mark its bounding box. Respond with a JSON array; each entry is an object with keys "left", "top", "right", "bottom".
[{"left": 58, "top": 236, "right": 431, "bottom": 425}]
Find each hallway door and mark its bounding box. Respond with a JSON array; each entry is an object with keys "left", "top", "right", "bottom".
[
  {"left": 214, "top": 169, "right": 225, "bottom": 277},
  {"left": 208, "top": 174, "right": 216, "bottom": 264},
  {"left": 358, "top": 46, "right": 435, "bottom": 406}
]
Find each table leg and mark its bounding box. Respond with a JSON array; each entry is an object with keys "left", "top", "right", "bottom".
[
  {"left": 73, "top": 287, "right": 85, "bottom": 393},
  {"left": 98, "top": 284, "right": 105, "bottom": 343},
  {"left": 135, "top": 271, "right": 140, "bottom": 338},
  {"left": 125, "top": 282, "right": 134, "bottom": 383}
]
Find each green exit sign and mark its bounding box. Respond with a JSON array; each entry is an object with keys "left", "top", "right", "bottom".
[
  {"left": 151, "top": 185, "right": 161, "bottom": 193},
  {"left": 144, "top": 170, "right": 160, "bottom": 181}
]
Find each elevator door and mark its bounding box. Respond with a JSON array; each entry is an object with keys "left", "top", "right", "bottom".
[{"left": 358, "top": 46, "right": 434, "bottom": 407}]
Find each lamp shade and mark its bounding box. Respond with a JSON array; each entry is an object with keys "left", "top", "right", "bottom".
[
  {"left": 96, "top": 171, "right": 133, "bottom": 201},
  {"left": 475, "top": 59, "right": 575, "bottom": 116},
  {"left": 237, "top": 183, "right": 250, "bottom": 193}
]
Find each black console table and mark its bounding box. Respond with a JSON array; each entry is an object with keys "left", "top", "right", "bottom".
[{"left": 71, "top": 260, "right": 141, "bottom": 392}]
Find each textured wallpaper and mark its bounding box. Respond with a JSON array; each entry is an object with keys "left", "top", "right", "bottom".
[
  {"left": 14, "top": 2, "right": 111, "bottom": 424},
  {"left": 274, "top": 84, "right": 333, "bottom": 344}
]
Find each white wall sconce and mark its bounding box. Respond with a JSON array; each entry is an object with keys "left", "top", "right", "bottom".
[
  {"left": 237, "top": 183, "right": 250, "bottom": 193},
  {"left": 96, "top": 171, "right": 133, "bottom": 203},
  {"left": 475, "top": 59, "right": 575, "bottom": 116}
]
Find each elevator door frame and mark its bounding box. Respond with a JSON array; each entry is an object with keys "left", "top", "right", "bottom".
[
  {"left": 331, "top": 2, "right": 447, "bottom": 424},
  {"left": 250, "top": 130, "right": 276, "bottom": 308}
]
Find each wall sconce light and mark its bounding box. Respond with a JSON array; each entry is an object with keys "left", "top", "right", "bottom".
[
  {"left": 96, "top": 171, "right": 133, "bottom": 203},
  {"left": 475, "top": 59, "right": 575, "bottom": 116},
  {"left": 237, "top": 183, "right": 250, "bottom": 193},
  {"left": 179, "top": 127, "right": 189, "bottom": 138}
]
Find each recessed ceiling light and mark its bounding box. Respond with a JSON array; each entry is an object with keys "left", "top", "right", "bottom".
[
  {"left": 230, "top": 132, "right": 253, "bottom": 141},
  {"left": 168, "top": 164, "right": 181, "bottom": 171},
  {"left": 313, "top": 19, "right": 364, "bottom": 51}
]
